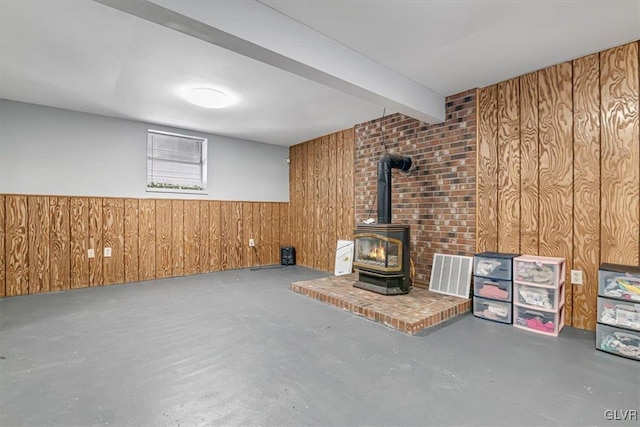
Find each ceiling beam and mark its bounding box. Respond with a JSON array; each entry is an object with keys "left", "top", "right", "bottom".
[{"left": 94, "top": 0, "right": 445, "bottom": 124}]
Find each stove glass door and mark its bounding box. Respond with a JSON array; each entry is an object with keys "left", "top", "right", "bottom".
[{"left": 353, "top": 234, "right": 401, "bottom": 272}]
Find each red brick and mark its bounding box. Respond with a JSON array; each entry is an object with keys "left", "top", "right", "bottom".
[
  {"left": 290, "top": 275, "right": 469, "bottom": 334},
  {"left": 354, "top": 90, "right": 476, "bottom": 284}
]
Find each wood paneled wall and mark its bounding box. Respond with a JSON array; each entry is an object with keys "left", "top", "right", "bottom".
[
  {"left": 289, "top": 128, "right": 355, "bottom": 272},
  {"left": 477, "top": 41, "right": 640, "bottom": 330},
  {"left": 1, "top": 195, "right": 289, "bottom": 297},
  {"left": 0, "top": 195, "right": 5, "bottom": 297}
]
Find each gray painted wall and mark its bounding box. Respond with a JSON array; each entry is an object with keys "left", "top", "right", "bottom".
[{"left": 0, "top": 99, "right": 289, "bottom": 201}]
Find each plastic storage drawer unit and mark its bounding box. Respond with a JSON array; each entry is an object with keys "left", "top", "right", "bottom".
[
  {"left": 474, "top": 252, "right": 519, "bottom": 281},
  {"left": 513, "top": 255, "right": 565, "bottom": 288},
  {"left": 514, "top": 282, "right": 565, "bottom": 311},
  {"left": 597, "top": 297, "right": 640, "bottom": 331},
  {"left": 474, "top": 276, "right": 512, "bottom": 302},
  {"left": 513, "top": 304, "right": 565, "bottom": 337},
  {"left": 599, "top": 263, "right": 640, "bottom": 302},
  {"left": 473, "top": 296, "right": 512, "bottom": 324},
  {"left": 596, "top": 323, "right": 640, "bottom": 361}
]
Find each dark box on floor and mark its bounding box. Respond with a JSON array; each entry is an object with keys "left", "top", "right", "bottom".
[{"left": 281, "top": 246, "right": 296, "bottom": 265}]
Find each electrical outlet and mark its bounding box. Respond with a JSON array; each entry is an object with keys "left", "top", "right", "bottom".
[
  {"left": 571, "top": 269, "right": 583, "bottom": 285},
  {"left": 104, "top": 247, "right": 112, "bottom": 258},
  {"left": 87, "top": 249, "right": 95, "bottom": 259},
  {"left": 249, "top": 239, "right": 256, "bottom": 247}
]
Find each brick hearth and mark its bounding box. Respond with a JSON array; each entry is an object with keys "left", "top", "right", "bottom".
[{"left": 291, "top": 274, "right": 470, "bottom": 334}]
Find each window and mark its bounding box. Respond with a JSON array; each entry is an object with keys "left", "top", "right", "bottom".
[{"left": 147, "top": 130, "right": 207, "bottom": 193}]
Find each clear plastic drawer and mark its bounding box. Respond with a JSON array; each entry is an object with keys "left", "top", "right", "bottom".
[
  {"left": 596, "top": 323, "right": 640, "bottom": 361},
  {"left": 599, "top": 266, "right": 640, "bottom": 303},
  {"left": 514, "top": 282, "right": 565, "bottom": 311},
  {"left": 597, "top": 297, "right": 640, "bottom": 332},
  {"left": 513, "top": 304, "right": 564, "bottom": 337},
  {"left": 474, "top": 252, "right": 518, "bottom": 280},
  {"left": 473, "top": 276, "right": 512, "bottom": 302},
  {"left": 473, "top": 296, "right": 512, "bottom": 324},
  {"left": 513, "top": 255, "right": 565, "bottom": 288}
]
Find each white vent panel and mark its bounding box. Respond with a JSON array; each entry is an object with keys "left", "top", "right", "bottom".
[{"left": 429, "top": 253, "right": 473, "bottom": 298}]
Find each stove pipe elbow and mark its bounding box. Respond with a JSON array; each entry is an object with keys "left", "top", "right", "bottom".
[{"left": 377, "top": 154, "right": 412, "bottom": 224}]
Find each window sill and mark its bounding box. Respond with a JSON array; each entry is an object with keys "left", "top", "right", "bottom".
[{"left": 146, "top": 187, "right": 208, "bottom": 195}]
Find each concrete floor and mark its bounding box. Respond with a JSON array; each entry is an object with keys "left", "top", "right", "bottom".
[{"left": 0, "top": 266, "right": 638, "bottom": 427}]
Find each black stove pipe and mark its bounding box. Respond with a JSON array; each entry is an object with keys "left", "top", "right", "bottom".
[{"left": 377, "top": 154, "right": 412, "bottom": 224}]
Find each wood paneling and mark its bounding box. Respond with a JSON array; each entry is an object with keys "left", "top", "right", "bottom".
[
  {"left": 274, "top": 203, "right": 282, "bottom": 265},
  {"left": 477, "top": 41, "right": 640, "bottom": 330},
  {"left": 476, "top": 86, "right": 499, "bottom": 252},
  {"left": 1, "top": 194, "right": 286, "bottom": 298},
  {"left": 124, "top": 199, "right": 139, "bottom": 283},
  {"left": 89, "top": 198, "right": 103, "bottom": 286},
  {"left": 269, "top": 203, "right": 279, "bottom": 265},
  {"left": 600, "top": 42, "right": 639, "bottom": 265},
  {"left": 103, "top": 198, "right": 124, "bottom": 285},
  {"left": 327, "top": 132, "right": 337, "bottom": 270},
  {"left": 138, "top": 199, "right": 156, "bottom": 281},
  {"left": 231, "top": 202, "right": 243, "bottom": 269},
  {"left": 573, "top": 53, "right": 601, "bottom": 331},
  {"left": 209, "top": 201, "right": 221, "bottom": 272},
  {"left": 70, "top": 197, "right": 89, "bottom": 289},
  {"left": 198, "top": 200, "right": 210, "bottom": 274},
  {"left": 497, "top": 79, "right": 521, "bottom": 253},
  {"left": 336, "top": 129, "right": 355, "bottom": 242},
  {"left": 312, "top": 139, "right": 321, "bottom": 269},
  {"left": 336, "top": 134, "right": 345, "bottom": 240},
  {"left": 289, "top": 128, "right": 355, "bottom": 272},
  {"left": 519, "top": 72, "right": 540, "bottom": 255},
  {"left": 279, "top": 203, "right": 290, "bottom": 247},
  {"left": 49, "top": 197, "right": 70, "bottom": 292},
  {"left": 5, "top": 195, "right": 28, "bottom": 296},
  {"left": 252, "top": 203, "right": 263, "bottom": 267},
  {"left": 296, "top": 144, "right": 304, "bottom": 263},
  {"left": 155, "top": 200, "right": 172, "bottom": 279},
  {"left": 295, "top": 143, "right": 303, "bottom": 266},
  {"left": 289, "top": 144, "right": 299, "bottom": 258},
  {"left": 264, "top": 203, "right": 274, "bottom": 266},
  {"left": 305, "top": 141, "right": 313, "bottom": 268},
  {"left": 242, "top": 202, "right": 253, "bottom": 268},
  {"left": 220, "top": 202, "right": 232, "bottom": 271},
  {"left": 171, "top": 200, "right": 184, "bottom": 277},
  {"left": 28, "top": 196, "right": 50, "bottom": 294},
  {"left": 343, "top": 129, "right": 355, "bottom": 241},
  {"left": 273, "top": 203, "right": 282, "bottom": 265},
  {"left": 302, "top": 142, "right": 310, "bottom": 267},
  {"left": 0, "top": 195, "right": 5, "bottom": 297},
  {"left": 538, "top": 62, "right": 574, "bottom": 324},
  {"left": 183, "top": 200, "right": 200, "bottom": 275},
  {"left": 318, "top": 136, "right": 329, "bottom": 270}
]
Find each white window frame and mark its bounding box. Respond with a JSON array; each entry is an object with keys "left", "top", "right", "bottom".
[{"left": 146, "top": 129, "right": 208, "bottom": 195}]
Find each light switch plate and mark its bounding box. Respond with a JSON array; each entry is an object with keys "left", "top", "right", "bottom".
[
  {"left": 104, "top": 247, "right": 112, "bottom": 258},
  {"left": 88, "top": 249, "right": 95, "bottom": 259}
]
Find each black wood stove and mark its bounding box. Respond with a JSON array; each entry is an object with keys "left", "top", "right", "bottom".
[{"left": 354, "top": 154, "right": 412, "bottom": 295}]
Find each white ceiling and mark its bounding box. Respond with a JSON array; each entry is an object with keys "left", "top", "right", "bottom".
[
  {"left": 262, "top": 0, "right": 640, "bottom": 96},
  {"left": 1, "top": 0, "right": 639, "bottom": 146}
]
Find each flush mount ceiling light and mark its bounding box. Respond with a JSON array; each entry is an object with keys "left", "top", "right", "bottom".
[{"left": 184, "top": 88, "right": 231, "bottom": 109}]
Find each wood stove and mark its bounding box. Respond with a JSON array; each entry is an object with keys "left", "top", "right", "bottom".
[
  {"left": 354, "top": 223, "right": 410, "bottom": 295},
  {"left": 354, "top": 154, "right": 412, "bottom": 295}
]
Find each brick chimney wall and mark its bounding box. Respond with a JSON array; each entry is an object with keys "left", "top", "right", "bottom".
[{"left": 354, "top": 89, "right": 477, "bottom": 286}]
